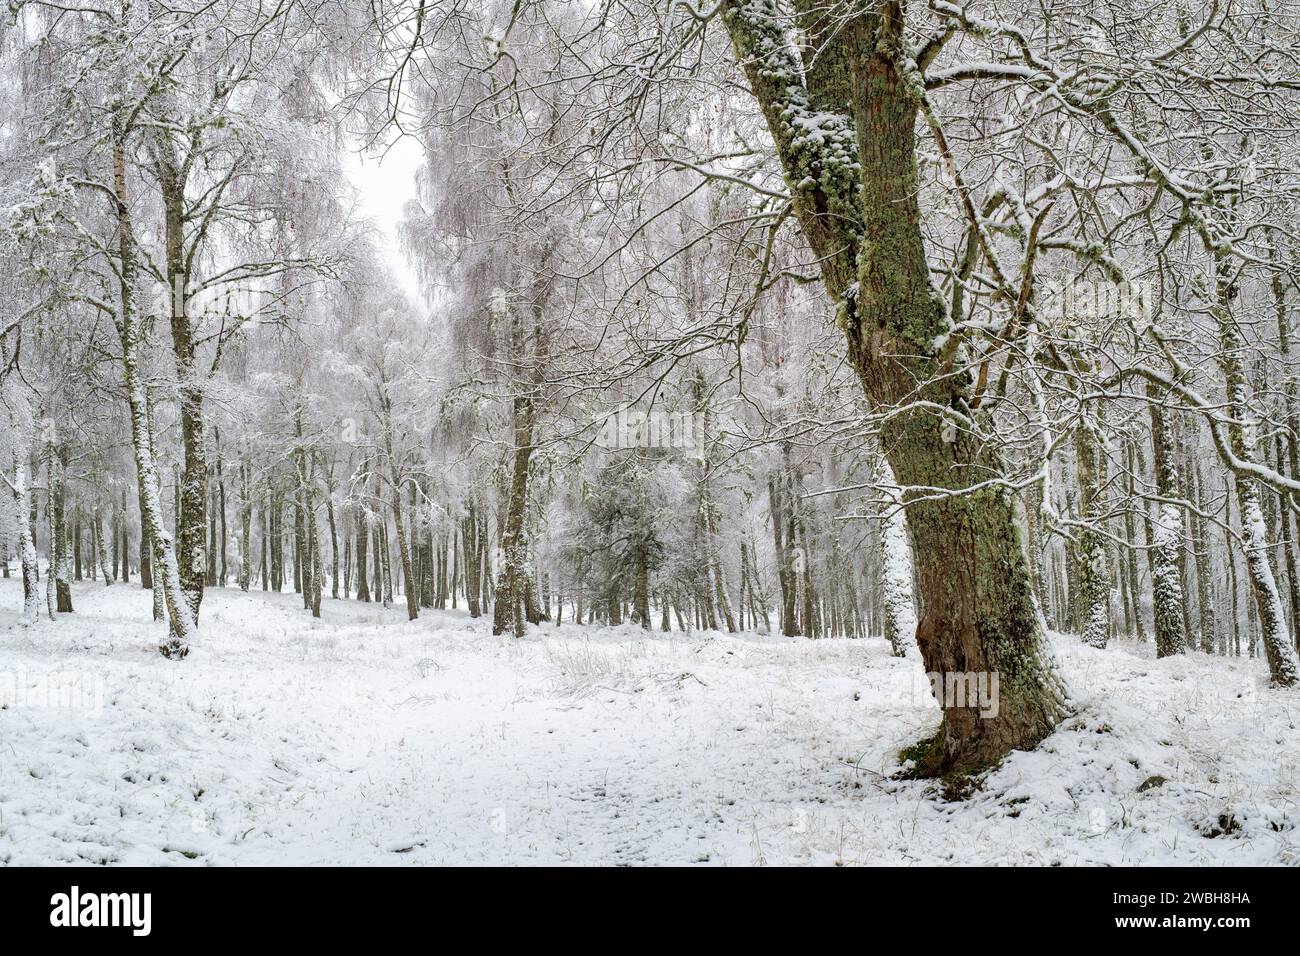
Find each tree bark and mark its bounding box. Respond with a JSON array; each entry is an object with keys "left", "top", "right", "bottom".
[
  {"left": 768, "top": 466, "right": 797, "bottom": 636},
  {"left": 379, "top": 390, "right": 418, "bottom": 621},
  {"left": 355, "top": 482, "right": 371, "bottom": 603},
  {"left": 878, "top": 459, "right": 917, "bottom": 657},
  {"left": 155, "top": 154, "right": 208, "bottom": 624},
  {"left": 1123, "top": 442, "right": 1146, "bottom": 642},
  {"left": 1074, "top": 420, "right": 1109, "bottom": 648},
  {"left": 1215, "top": 260, "right": 1299, "bottom": 684},
  {"left": 1188, "top": 461, "right": 1218, "bottom": 653},
  {"left": 723, "top": 0, "right": 1068, "bottom": 772},
  {"left": 112, "top": 117, "right": 196, "bottom": 654},
  {"left": 238, "top": 460, "right": 252, "bottom": 592},
  {"left": 493, "top": 396, "right": 535, "bottom": 637},
  {"left": 1147, "top": 391, "right": 1187, "bottom": 657},
  {"left": 462, "top": 499, "right": 481, "bottom": 617},
  {"left": 48, "top": 443, "right": 73, "bottom": 612}
]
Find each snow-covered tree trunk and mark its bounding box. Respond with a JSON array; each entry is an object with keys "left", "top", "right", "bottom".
[
  {"left": 294, "top": 461, "right": 307, "bottom": 604},
  {"left": 46, "top": 442, "right": 73, "bottom": 612},
  {"left": 94, "top": 502, "right": 113, "bottom": 584},
  {"left": 355, "top": 492, "right": 371, "bottom": 602},
  {"left": 1074, "top": 420, "right": 1109, "bottom": 648},
  {"left": 5, "top": 400, "right": 42, "bottom": 624},
  {"left": 876, "top": 460, "right": 917, "bottom": 658},
  {"left": 111, "top": 119, "right": 196, "bottom": 657},
  {"left": 118, "top": 487, "right": 129, "bottom": 585},
  {"left": 269, "top": 489, "right": 283, "bottom": 592},
  {"left": 137, "top": 470, "right": 153, "bottom": 593},
  {"left": 145, "top": 397, "right": 165, "bottom": 623},
  {"left": 745, "top": 538, "right": 772, "bottom": 633},
  {"left": 326, "top": 486, "right": 339, "bottom": 600},
  {"left": 15, "top": 493, "right": 38, "bottom": 621},
  {"left": 461, "top": 500, "right": 481, "bottom": 618},
  {"left": 634, "top": 552, "right": 651, "bottom": 630},
  {"left": 796, "top": 515, "right": 817, "bottom": 637},
  {"left": 1024, "top": 490, "right": 1052, "bottom": 627},
  {"left": 342, "top": 518, "right": 352, "bottom": 600},
  {"left": 238, "top": 461, "right": 252, "bottom": 592},
  {"left": 450, "top": 531, "right": 460, "bottom": 611},
  {"left": 44, "top": 506, "right": 55, "bottom": 620},
  {"left": 1188, "top": 461, "right": 1218, "bottom": 653},
  {"left": 1147, "top": 392, "right": 1187, "bottom": 658},
  {"left": 700, "top": 464, "right": 737, "bottom": 634},
  {"left": 380, "top": 393, "right": 418, "bottom": 622},
  {"left": 767, "top": 462, "right": 797, "bottom": 636},
  {"left": 154, "top": 131, "right": 208, "bottom": 625},
  {"left": 1122, "top": 442, "right": 1146, "bottom": 642},
  {"left": 493, "top": 396, "right": 534, "bottom": 637},
  {"left": 1272, "top": 246, "right": 1300, "bottom": 644},
  {"left": 1216, "top": 264, "right": 1299, "bottom": 685},
  {"left": 123, "top": 343, "right": 196, "bottom": 655},
  {"left": 380, "top": 511, "right": 394, "bottom": 607},
  {"left": 308, "top": 458, "right": 323, "bottom": 619},
  {"left": 1272, "top": 432, "right": 1300, "bottom": 652}
]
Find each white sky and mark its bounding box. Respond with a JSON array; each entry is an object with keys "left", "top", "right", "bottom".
[{"left": 343, "top": 136, "right": 425, "bottom": 304}]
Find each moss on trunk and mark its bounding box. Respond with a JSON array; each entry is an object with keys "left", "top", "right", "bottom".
[{"left": 725, "top": 0, "right": 1070, "bottom": 773}]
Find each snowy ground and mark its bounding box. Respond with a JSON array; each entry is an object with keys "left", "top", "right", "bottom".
[{"left": 1, "top": 578, "right": 1296, "bottom": 866}]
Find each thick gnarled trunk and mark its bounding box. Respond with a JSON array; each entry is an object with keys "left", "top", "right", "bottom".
[
  {"left": 889, "top": 413, "right": 1069, "bottom": 773},
  {"left": 724, "top": 0, "right": 1069, "bottom": 772}
]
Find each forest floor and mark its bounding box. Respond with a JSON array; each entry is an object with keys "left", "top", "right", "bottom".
[{"left": 1, "top": 578, "right": 1297, "bottom": 866}]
